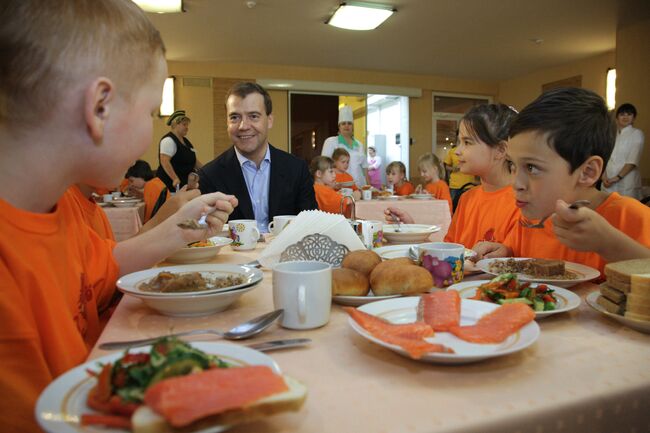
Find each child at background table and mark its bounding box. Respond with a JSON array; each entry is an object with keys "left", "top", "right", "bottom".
[
  {"left": 332, "top": 148, "right": 360, "bottom": 191},
  {"left": 124, "top": 160, "right": 170, "bottom": 222},
  {"left": 416, "top": 153, "right": 453, "bottom": 211},
  {"left": 0, "top": 1, "right": 237, "bottom": 431},
  {"left": 386, "top": 104, "right": 519, "bottom": 248},
  {"left": 386, "top": 161, "right": 414, "bottom": 196},
  {"left": 474, "top": 88, "right": 650, "bottom": 272},
  {"left": 310, "top": 156, "right": 359, "bottom": 217}
]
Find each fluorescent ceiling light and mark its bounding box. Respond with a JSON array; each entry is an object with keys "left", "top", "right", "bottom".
[
  {"left": 132, "top": 0, "right": 183, "bottom": 13},
  {"left": 160, "top": 77, "right": 175, "bottom": 116},
  {"left": 327, "top": 2, "right": 395, "bottom": 31},
  {"left": 606, "top": 68, "right": 616, "bottom": 111}
]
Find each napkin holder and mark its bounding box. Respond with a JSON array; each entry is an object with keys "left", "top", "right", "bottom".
[{"left": 280, "top": 233, "right": 350, "bottom": 268}]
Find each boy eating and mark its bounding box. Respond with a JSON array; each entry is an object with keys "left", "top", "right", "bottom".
[{"left": 475, "top": 88, "right": 650, "bottom": 272}]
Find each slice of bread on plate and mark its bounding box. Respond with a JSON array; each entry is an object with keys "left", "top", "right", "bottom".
[
  {"left": 604, "top": 259, "right": 650, "bottom": 293},
  {"left": 624, "top": 273, "right": 650, "bottom": 322}
]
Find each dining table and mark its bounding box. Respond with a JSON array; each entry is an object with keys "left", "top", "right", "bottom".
[
  {"left": 89, "top": 236, "right": 650, "bottom": 433},
  {"left": 354, "top": 197, "right": 451, "bottom": 242},
  {"left": 101, "top": 202, "right": 145, "bottom": 241}
]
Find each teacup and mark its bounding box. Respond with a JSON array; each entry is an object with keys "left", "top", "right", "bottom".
[
  {"left": 272, "top": 261, "right": 332, "bottom": 330},
  {"left": 228, "top": 219, "right": 260, "bottom": 251},
  {"left": 357, "top": 220, "right": 383, "bottom": 249},
  {"left": 419, "top": 242, "right": 465, "bottom": 288},
  {"left": 267, "top": 215, "right": 296, "bottom": 236}
]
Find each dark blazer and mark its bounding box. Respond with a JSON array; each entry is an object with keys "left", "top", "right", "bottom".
[{"left": 198, "top": 144, "right": 318, "bottom": 221}]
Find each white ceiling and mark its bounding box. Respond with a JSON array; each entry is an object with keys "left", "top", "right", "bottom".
[{"left": 146, "top": 0, "right": 623, "bottom": 81}]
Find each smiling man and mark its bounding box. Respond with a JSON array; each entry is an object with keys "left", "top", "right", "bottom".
[{"left": 199, "top": 82, "right": 317, "bottom": 231}]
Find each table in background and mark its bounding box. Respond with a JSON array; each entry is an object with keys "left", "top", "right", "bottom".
[
  {"left": 102, "top": 203, "right": 145, "bottom": 241},
  {"left": 91, "top": 244, "right": 650, "bottom": 433},
  {"left": 355, "top": 198, "right": 451, "bottom": 241}
]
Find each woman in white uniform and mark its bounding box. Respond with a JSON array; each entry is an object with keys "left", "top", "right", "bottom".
[
  {"left": 602, "top": 103, "right": 645, "bottom": 199},
  {"left": 321, "top": 105, "right": 370, "bottom": 188}
]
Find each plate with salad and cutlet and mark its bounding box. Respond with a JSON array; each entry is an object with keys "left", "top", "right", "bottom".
[{"left": 447, "top": 273, "right": 581, "bottom": 319}]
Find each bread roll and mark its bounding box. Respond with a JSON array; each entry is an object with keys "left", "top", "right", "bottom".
[
  {"left": 341, "top": 250, "right": 382, "bottom": 277},
  {"left": 370, "top": 261, "right": 433, "bottom": 296},
  {"left": 332, "top": 268, "right": 370, "bottom": 296}
]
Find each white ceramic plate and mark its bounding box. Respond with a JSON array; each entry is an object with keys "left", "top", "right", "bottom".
[
  {"left": 585, "top": 291, "right": 650, "bottom": 334},
  {"left": 332, "top": 290, "right": 401, "bottom": 307},
  {"left": 475, "top": 258, "right": 600, "bottom": 288},
  {"left": 381, "top": 225, "right": 442, "bottom": 245},
  {"left": 348, "top": 297, "right": 540, "bottom": 364},
  {"left": 374, "top": 244, "right": 477, "bottom": 261},
  {"left": 447, "top": 280, "right": 581, "bottom": 319},
  {"left": 409, "top": 193, "right": 433, "bottom": 200},
  {"left": 377, "top": 195, "right": 402, "bottom": 201},
  {"left": 336, "top": 181, "right": 355, "bottom": 188},
  {"left": 111, "top": 200, "right": 142, "bottom": 208},
  {"left": 35, "top": 343, "right": 281, "bottom": 433},
  {"left": 165, "top": 236, "right": 233, "bottom": 264}
]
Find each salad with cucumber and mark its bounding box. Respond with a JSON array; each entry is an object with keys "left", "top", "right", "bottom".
[{"left": 471, "top": 273, "right": 558, "bottom": 312}]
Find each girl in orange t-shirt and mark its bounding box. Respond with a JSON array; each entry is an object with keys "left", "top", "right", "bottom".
[
  {"left": 125, "top": 160, "right": 170, "bottom": 222},
  {"left": 386, "top": 161, "right": 414, "bottom": 196},
  {"left": 416, "top": 153, "right": 453, "bottom": 211},
  {"left": 310, "top": 156, "right": 359, "bottom": 217},
  {"left": 332, "top": 148, "right": 360, "bottom": 191}
]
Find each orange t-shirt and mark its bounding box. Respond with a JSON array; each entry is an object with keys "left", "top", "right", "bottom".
[
  {"left": 394, "top": 181, "right": 415, "bottom": 196},
  {"left": 314, "top": 183, "right": 351, "bottom": 217},
  {"left": 69, "top": 185, "right": 115, "bottom": 241},
  {"left": 503, "top": 192, "right": 650, "bottom": 274},
  {"left": 424, "top": 180, "right": 453, "bottom": 213},
  {"left": 335, "top": 172, "right": 359, "bottom": 191},
  {"left": 143, "top": 177, "right": 169, "bottom": 223},
  {"left": 0, "top": 190, "right": 119, "bottom": 432},
  {"left": 444, "top": 185, "right": 520, "bottom": 248}
]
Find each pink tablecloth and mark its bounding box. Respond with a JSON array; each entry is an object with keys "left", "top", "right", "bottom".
[
  {"left": 102, "top": 203, "right": 144, "bottom": 241},
  {"left": 355, "top": 198, "right": 452, "bottom": 241}
]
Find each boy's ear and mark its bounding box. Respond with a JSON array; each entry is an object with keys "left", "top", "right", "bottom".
[
  {"left": 85, "top": 77, "right": 115, "bottom": 143},
  {"left": 576, "top": 155, "right": 604, "bottom": 187}
]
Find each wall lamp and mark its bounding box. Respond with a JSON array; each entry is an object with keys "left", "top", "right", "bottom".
[{"left": 160, "top": 77, "right": 175, "bottom": 116}]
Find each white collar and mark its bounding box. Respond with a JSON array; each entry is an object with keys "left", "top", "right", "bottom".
[{"left": 234, "top": 145, "right": 271, "bottom": 168}]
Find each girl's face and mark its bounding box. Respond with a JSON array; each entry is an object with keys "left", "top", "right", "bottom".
[
  {"left": 455, "top": 121, "right": 500, "bottom": 178},
  {"left": 419, "top": 163, "right": 439, "bottom": 183},
  {"left": 386, "top": 168, "right": 404, "bottom": 185},
  {"left": 334, "top": 156, "right": 350, "bottom": 172},
  {"left": 319, "top": 167, "right": 336, "bottom": 187},
  {"left": 128, "top": 176, "right": 146, "bottom": 189}
]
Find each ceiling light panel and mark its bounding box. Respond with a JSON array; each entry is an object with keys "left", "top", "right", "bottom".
[
  {"left": 327, "top": 2, "right": 395, "bottom": 31},
  {"left": 132, "top": 0, "right": 183, "bottom": 13}
]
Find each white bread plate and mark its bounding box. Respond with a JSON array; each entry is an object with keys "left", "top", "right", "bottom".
[
  {"left": 586, "top": 291, "right": 650, "bottom": 334},
  {"left": 165, "top": 236, "right": 233, "bottom": 264},
  {"left": 35, "top": 342, "right": 306, "bottom": 433}
]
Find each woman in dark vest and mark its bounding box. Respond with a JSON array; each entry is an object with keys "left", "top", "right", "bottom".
[{"left": 156, "top": 110, "right": 203, "bottom": 190}]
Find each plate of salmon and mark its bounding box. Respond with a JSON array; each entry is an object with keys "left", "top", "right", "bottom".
[
  {"left": 36, "top": 342, "right": 282, "bottom": 433},
  {"left": 345, "top": 291, "right": 540, "bottom": 364}
]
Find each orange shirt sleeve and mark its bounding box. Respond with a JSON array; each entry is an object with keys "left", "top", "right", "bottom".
[
  {"left": 394, "top": 181, "right": 414, "bottom": 196},
  {"left": 143, "top": 177, "right": 169, "bottom": 222},
  {"left": 425, "top": 180, "right": 453, "bottom": 213}
]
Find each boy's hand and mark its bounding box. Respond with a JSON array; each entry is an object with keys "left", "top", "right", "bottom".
[
  {"left": 174, "top": 192, "right": 238, "bottom": 242},
  {"left": 383, "top": 207, "right": 414, "bottom": 224},
  {"left": 552, "top": 199, "right": 611, "bottom": 254},
  {"left": 472, "top": 241, "right": 511, "bottom": 260}
]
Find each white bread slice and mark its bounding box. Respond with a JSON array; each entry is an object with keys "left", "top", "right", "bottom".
[
  {"left": 597, "top": 295, "right": 625, "bottom": 315},
  {"left": 624, "top": 311, "right": 650, "bottom": 322},
  {"left": 605, "top": 259, "right": 650, "bottom": 292},
  {"left": 599, "top": 283, "right": 626, "bottom": 304},
  {"left": 631, "top": 273, "right": 650, "bottom": 293},
  {"left": 132, "top": 375, "right": 307, "bottom": 433}
]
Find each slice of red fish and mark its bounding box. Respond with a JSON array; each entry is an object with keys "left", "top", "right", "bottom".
[
  {"left": 417, "top": 291, "right": 461, "bottom": 332},
  {"left": 449, "top": 302, "right": 535, "bottom": 344}
]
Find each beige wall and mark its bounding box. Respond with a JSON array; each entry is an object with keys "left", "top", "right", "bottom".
[
  {"left": 497, "top": 51, "right": 615, "bottom": 111},
  {"left": 616, "top": 18, "right": 650, "bottom": 186}
]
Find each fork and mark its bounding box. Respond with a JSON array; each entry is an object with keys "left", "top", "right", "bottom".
[
  {"left": 519, "top": 199, "right": 591, "bottom": 229},
  {"left": 389, "top": 212, "right": 402, "bottom": 232}
]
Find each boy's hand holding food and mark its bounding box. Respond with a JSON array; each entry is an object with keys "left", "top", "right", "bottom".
[
  {"left": 472, "top": 241, "right": 512, "bottom": 260},
  {"left": 175, "top": 192, "right": 238, "bottom": 238},
  {"left": 383, "top": 207, "right": 414, "bottom": 224}
]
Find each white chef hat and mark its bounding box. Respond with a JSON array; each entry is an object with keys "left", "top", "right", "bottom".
[{"left": 338, "top": 105, "right": 353, "bottom": 124}]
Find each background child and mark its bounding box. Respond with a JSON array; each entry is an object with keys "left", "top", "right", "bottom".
[
  {"left": 444, "top": 142, "right": 479, "bottom": 211},
  {"left": 385, "top": 161, "right": 414, "bottom": 196},
  {"left": 124, "top": 160, "right": 170, "bottom": 222},
  {"left": 332, "top": 148, "right": 359, "bottom": 191},
  {"left": 416, "top": 153, "right": 453, "bottom": 211},
  {"left": 474, "top": 88, "right": 650, "bottom": 271},
  {"left": 0, "top": 1, "right": 237, "bottom": 430},
  {"left": 310, "top": 156, "right": 359, "bottom": 217}
]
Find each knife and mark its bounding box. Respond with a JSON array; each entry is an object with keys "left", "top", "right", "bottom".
[{"left": 247, "top": 338, "right": 311, "bottom": 352}]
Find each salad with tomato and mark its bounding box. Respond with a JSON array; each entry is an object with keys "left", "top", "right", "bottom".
[
  {"left": 82, "top": 337, "right": 230, "bottom": 429},
  {"left": 471, "top": 273, "right": 558, "bottom": 311}
]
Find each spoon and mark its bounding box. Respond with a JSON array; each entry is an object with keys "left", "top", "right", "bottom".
[
  {"left": 389, "top": 212, "right": 402, "bottom": 232},
  {"left": 519, "top": 199, "right": 591, "bottom": 229},
  {"left": 99, "top": 309, "right": 284, "bottom": 351}
]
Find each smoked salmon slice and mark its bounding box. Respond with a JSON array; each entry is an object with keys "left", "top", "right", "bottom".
[
  {"left": 143, "top": 365, "right": 288, "bottom": 427},
  {"left": 417, "top": 291, "right": 461, "bottom": 332},
  {"left": 449, "top": 303, "right": 535, "bottom": 344},
  {"left": 344, "top": 307, "right": 453, "bottom": 358}
]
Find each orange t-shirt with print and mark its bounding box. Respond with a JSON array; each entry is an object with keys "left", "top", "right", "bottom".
[
  {"left": 143, "top": 177, "right": 169, "bottom": 222},
  {"left": 503, "top": 192, "right": 650, "bottom": 275},
  {"left": 0, "top": 190, "right": 119, "bottom": 433},
  {"left": 69, "top": 185, "right": 115, "bottom": 241},
  {"left": 314, "top": 183, "right": 351, "bottom": 217},
  {"left": 394, "top": 181, "right": 415, "bottom": 196},
  {"left": 424, "top": 180, "right": 453, "bottom": 213},
  {"left": 335, "top": 172, "right": 359, "bottom": 191},
  {"left": 444, "top": 185, "right": 520, "bottom": 248}
]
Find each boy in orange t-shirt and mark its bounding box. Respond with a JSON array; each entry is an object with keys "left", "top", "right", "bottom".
[
  {"left": 475, "top": 88, "right": 650, "bottom": 272},
  {"left": 332, "top": 148, "right": 360, "bottom": 191},
  {"left": 124, "top": 160, "right": 171, "bottom": 222},
  {"left": 311, "top": 156, "right": 359, "bottom": 217},
  {"left": 416, "top": 153, "right": 453, "bottom": 212},
  {"left": 0, "top": 2, "right": 238, "bottom": 431},
  {"left": 386, "top": 161, "right": 414, "bottom": 196}
]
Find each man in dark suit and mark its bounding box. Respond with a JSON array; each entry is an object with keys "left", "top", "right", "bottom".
[{"left": 199, "top": 82, "right": 317, "bottom": 232}]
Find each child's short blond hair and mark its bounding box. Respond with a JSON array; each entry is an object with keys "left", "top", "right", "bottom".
[
  {"left": 1, "top": 0, "right": 166, "bottom": 127},
  {"left": 331, "top": 148, "right": 351, "bottom": 161},
  {"left": 417, "top": 153, "right": 444, "bottom": 176},
  {"left": 386, "top": 161, "right": 407, "bottom": 176},
  {"left": 310, "top": 156, "right": 334, "bottom": 177}
]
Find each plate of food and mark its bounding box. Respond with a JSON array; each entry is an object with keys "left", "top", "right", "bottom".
[
  {"left": 333, "top": 290, "right": 401, "bottom": 307},
  {"left": 36, "top": 339, "right": 306, "bottom": 433},
  {"left": 346, "top": 295, "right": 539, "bottom": 364},
  {"left": 110, "top": 197, "right": 142, "bottom": 208},
  {"left": 336, "top": 181, "right": 355, "bottom": 188},
  {"left": 476, "top": 257, "right": 600, "bottom": 288},
  {"left": 447, "top": 275, "right": 581, "bottom": 319},
  {"left": 377, "top": 195, "right": 402, "bottom": 201},
  {"left": 382, "top": 224, "right": 441, "bottom": 244},
  {"left": 585, "top": 291, "right": 650, "bottom": 334},
  {"left": 409, "top": 193, "right": 433, "bottom": 200},
  {"left": 165, "top": 236, "right": 233, "bottom": 264}
]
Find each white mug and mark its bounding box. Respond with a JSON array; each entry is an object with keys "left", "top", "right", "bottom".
[
  {"left": 267, "top": 215, "right": 296, "bottom": 236},
  {"left": 362, "top": 189, "right": 373, "bottom": 200},
  {"left": 360, "top": 220, "right": 383, "bottom": 249},
  {"left": 272, "top": 261, "right": 332, "bottom": 330},
  {"left": 228, "top": 219, "right": 260, "bottom": 251},
  {"left": 418, "top": 242, "right": 465, "bottom": 288}
]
